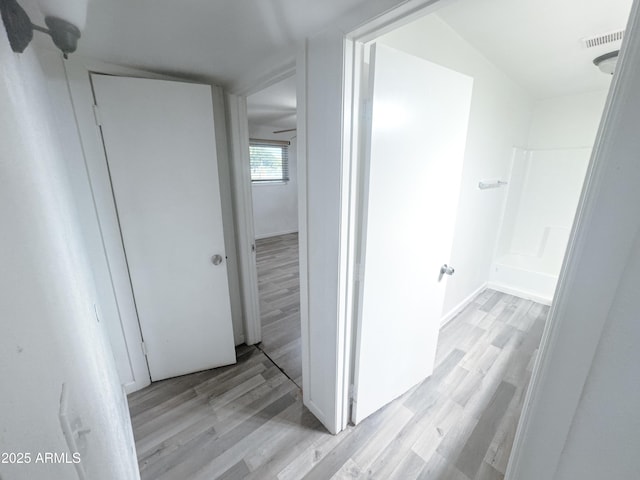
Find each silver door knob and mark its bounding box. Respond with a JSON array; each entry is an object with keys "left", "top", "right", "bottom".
[
  {"left": 438, "top": 264, "right": 455, "bottom": 282},
  {"left": 211, "top": 254, "right": 224, "bottom": 266}
]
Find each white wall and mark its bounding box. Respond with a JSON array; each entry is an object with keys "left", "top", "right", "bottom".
[
  {"left": 528, "top": 90, "right": 609, "bottom": 149},
  {"left": 554, "top": 232, "right": 640, "bottom": 479},
  {"left": 249, "top": 125, "right": 299, "bottom": 239},
  {"left": 0, "top": 42, "right": 139, "bottom": 480},
  {"left": 379, "top": 14, "right": 534, "bottom": 316}
]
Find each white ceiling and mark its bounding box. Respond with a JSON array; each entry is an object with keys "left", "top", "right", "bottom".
[
  {"left": 244, "top": 0, "right": 632, "bottom": 128},
  {"left": 437, "top": 0, "right": 632, "bottom": 98},
  {"left": 78, "top": 0, "right": 369, "bottom": 88},
  {"left": 247, "top": 75, "right": 297, "bottom": 130},
  {"left": 74, "top": 0, "right": 632, "bottom": 127}
]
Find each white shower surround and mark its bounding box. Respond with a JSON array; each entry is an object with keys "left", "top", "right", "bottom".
[{"left": 490, "top": 147, "right": 592, "bottom": 303}]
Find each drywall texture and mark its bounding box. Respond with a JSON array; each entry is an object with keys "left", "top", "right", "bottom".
[
  {"left": 379, "top": 14, "right": 534, "bottom": 316},
  {"left": 0, "top": 42, "right": 139, "bottom": 479},
  {"left": 249, "top": 125, "right": 299, "bottom": 239}
]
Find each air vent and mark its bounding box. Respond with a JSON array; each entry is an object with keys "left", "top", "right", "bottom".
[{"left": 582, "top": 30, "right": 625, "bottom": 48}]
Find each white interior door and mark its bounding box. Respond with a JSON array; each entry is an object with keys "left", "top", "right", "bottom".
[
  {"left": 92, "top": 74, "right": 236, "bottom": 381},
  {"left": 352, "top": 44, "right": 473, "bottom": 423}
]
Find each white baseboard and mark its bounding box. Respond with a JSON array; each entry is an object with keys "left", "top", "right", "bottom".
[
  {"left": 487, "top": 281, "right": 553, "bottom": 306},
  {"left": 254, "top": 229, "right": 299, "bottom": 240},
  {"left": 440, "top": 282, "right": 488, "bottom": 327}
]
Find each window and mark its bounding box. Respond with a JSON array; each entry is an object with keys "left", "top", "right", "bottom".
[{"left": 249, "top": 139, "right": 290, "bottom": 183}]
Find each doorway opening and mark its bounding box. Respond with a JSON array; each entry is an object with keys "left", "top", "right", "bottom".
[
  {"left": 246, "top": 75, "right": 303, "bottom": 387},
  {"left": 341, "top": 0, "right": 631, "bottom": 475}
]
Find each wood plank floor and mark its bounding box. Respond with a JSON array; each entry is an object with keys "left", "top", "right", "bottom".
[
  {"left": 255, "top": 233, "right": 302, "bottom": 387},
  {"left": 128, "top": 289, "right": 548, "bottom": 480}
]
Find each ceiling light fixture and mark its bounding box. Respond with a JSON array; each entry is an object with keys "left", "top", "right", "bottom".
[
  {"left": 593, "top": 50, "right": 620, "bottom": 75},
  {"left": 0, "top": 0, "right": 88, "bottom": 58}
]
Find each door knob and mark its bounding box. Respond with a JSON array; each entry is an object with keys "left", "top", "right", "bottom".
[
  {"left": 211, "top": 254, "right": 223, "bottom": 266},
  {"left": 439, "top": 264, "right": 455, "bottom": 282}
]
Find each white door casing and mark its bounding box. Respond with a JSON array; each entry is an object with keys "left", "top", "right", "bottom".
[
  {"left": 352, "top": 44, "right": 473, "bottom": 424},
  {"left": 92, "top": 74, "right": 236, "bottom": 381}
]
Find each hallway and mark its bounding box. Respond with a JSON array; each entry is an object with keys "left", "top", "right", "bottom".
[
  {"left": 129, "top": 289, "right": 547, "bottom": 479},
  {"left": 255, "top": 233, "right": 302, "bottom": 387}
]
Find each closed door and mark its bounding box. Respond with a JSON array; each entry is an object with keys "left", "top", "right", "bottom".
[
  {"left": 92, "top": 74, "right": 236, "bottom": 381},
  {"left": 352, "top": 44, "right": 473, "bottom": 423}
]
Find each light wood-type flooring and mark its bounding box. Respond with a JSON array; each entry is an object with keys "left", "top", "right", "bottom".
[
  {"left": 129, "top": 288, "right": 548, "bottom": 480},
  {"left": 255, "top": 233, "right": 302, "bottom": 387}
]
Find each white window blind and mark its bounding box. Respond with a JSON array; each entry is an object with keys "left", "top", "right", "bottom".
[{"left": 249, "top": 139, "right": 290, "bottom": 183}]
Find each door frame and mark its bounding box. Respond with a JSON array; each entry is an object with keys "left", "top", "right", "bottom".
[
  {"left": 225, "top": 64, "right": 299, "bottom": 347},
  {"left": 338, "top": 0, "right": 639, "bottom": 477},
  {"left": 336, "top": 0, "right": 462, "bottom": 433},
  {"left": 349, "top": 42, "right": 474, "bottom": 425},
  {"left": 224, "top": 93, "right": 262, "bottom": 345},
  {"left": 89, "top": 74, "right": 237, "bottom": 381},
  {"left": 65, "top": 58, "right": 179, "bottom": 393},
  {"left": 65, "top": 57, "right": 246, "bottom": 392}
]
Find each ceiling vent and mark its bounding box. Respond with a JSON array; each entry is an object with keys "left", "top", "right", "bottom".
[{"left": 582, "top": 30, "right": 625, "bottom": 48}]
